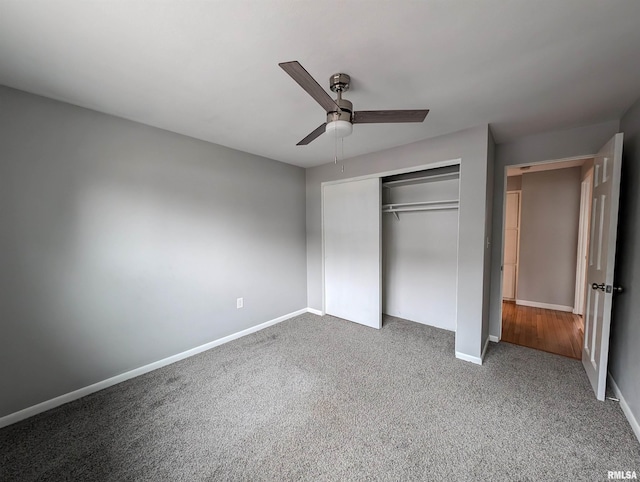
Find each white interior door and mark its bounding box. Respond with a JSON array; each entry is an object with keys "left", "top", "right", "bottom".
[
  {"left": 323, "top": 178, "right": 381, "bottom": 329},
  {"left": 583, "top": 133, "right": 623, "bottom": 401},
  {"left": 502, "top": 191, "right": 520, "bottom": 300}
]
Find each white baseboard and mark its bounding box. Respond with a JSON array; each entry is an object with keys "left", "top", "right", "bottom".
[
  {"left": 307, "top": 307, "right": 324, "bottom": 316},
  {"left": 489, "top": 335, "right": 500, "bottom": 343},
  {"left": 515, "top": 299, "right": 573, "bottom": 312},
  {"left": 608, "top": 373, "right": 640, "bottom": 444},
  {"left": 455, "top": 351, "right": 483, "bottom": 365},
  {"left": 456, "top": 336, "right": 491, "bottom": 366},
  {"left": 0, "top": 307, "right": 309, "bottom": 430}
]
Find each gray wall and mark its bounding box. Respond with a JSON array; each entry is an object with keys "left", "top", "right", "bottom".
[
  {"left": 506, "top": 175, "right": 522, "bottom": 191},
  {"left": 382, "top": 177, "right": 459, "bottom": 331},
  {"left": 517, "top": 168, "right": 581, "bottom": 308},
  {"left": 489, "top": 120, "right": 620, "bottom": 339},
  {"left": 610, "top": 97, "right": 640, "bottom": 432},
  {"left": 0, "top": 86, "right": 307, "bottom": 418},
  {"left": 306, "top": 125, "right": 492, "bottom": 359}
]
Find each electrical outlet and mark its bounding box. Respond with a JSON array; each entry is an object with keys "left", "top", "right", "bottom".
[{"left": 237, "top": 297, "right": 243, "bottom": 309}]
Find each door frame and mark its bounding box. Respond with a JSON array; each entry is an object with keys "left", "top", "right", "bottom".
[
  {"left": 502, "top": 189, "right": 521, "bottom": 301},
  {"left": 321, "top": 159, "right": 461, "bottom": 316},
  {"left": 574, "top": 170, "right": 594, "bottom": 315},
  {"left": 497, "top": 155, "right": 595, "bottom": 340}
]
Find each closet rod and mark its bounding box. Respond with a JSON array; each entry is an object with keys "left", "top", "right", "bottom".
[
  {"left": 383, "top": 205, "right": 458, "bottom": 213},
  {"left": 382, "top": 199, "right": 459, "bottom": 209},
  {"left": 382, "top": 204, "right": 458, "bottom": 219}
]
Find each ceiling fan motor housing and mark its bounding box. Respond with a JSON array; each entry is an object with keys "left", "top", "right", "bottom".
[
  {"left": 327, "top": 98, "right": 353, "bottom": 123},
  {"left": 326, "top": 77, "right": 353, "bottom": 137}
]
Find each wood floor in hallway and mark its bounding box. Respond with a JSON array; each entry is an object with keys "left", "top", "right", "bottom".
[{"left": 501, "top": 301, "right": 584, "bottom": 359}]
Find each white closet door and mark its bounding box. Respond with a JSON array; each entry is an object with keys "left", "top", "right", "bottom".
[{"left": 323, "top": 178, "right": 381, "bottom": 329}]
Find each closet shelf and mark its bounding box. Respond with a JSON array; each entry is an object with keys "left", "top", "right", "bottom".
[{"left": 382, "top": 171, "right": 459, "bottom": 188}]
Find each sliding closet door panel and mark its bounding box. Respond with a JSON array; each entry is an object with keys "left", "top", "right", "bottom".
[{"left": 323, "top": 178, "right": 381, "bottom": 329}]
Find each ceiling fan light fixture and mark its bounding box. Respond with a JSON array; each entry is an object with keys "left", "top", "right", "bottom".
[{"left": 325, "top": 120, "right": 353, "bottom": 138}]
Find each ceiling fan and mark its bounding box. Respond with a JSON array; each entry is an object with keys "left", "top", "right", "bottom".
[{"left": 279, "top": 61, "right": 429, "bottom": 145}]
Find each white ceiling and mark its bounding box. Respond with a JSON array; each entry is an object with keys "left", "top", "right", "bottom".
[{"left": 1, "top": 1, "right": 640, "bottom": 168}]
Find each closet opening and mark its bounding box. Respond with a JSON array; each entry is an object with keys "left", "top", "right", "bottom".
[
  {"left": 321, "top": 159, "right": 461, "bottom": 334},
  {"left": 382, "top": 165, "right": 460, "bottom": 331}
]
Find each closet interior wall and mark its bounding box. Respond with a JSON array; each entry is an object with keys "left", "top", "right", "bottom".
[{"left": 382, "top": 167, "right": 460, "bottom": 331}]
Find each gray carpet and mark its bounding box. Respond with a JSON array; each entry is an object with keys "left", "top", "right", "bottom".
[{"left": 1, "top": 314, "right": 639, "bottom": 481}]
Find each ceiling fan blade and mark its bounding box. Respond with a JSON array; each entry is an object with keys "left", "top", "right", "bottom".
[
  {"left": 297, "top": 123, "right": 327, "bottom": 145},
  {"left": 279, "top": 61, "right": 339, "bottom": 113},
  {"left": 352, "top": 110, "right": 429, "bottom": 124}
]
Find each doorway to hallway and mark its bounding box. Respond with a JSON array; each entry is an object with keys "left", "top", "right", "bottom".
[{"left": 500, "top": 157, "right": 591, "bottom": 360}]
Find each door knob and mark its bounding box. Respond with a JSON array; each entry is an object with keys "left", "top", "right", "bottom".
[{"left": 591, "top": 283, "right": 624, "bottom": 293}]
